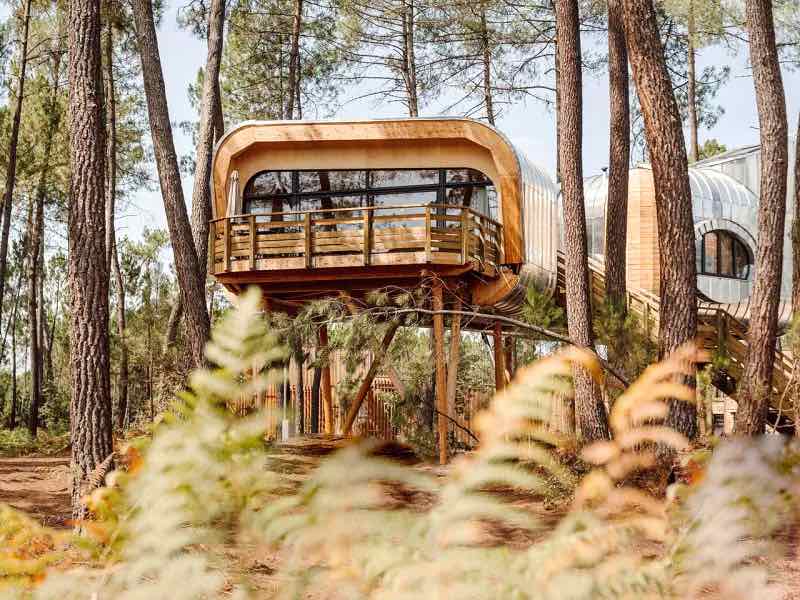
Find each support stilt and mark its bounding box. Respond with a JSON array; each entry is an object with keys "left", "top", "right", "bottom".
[
  {"left": 319, "top": 324, "right": 334, "bottom": 433},
  {"left": 493, "top": 321, "right": 505, "bottom": 392},
  {"left": 433, "top": 282, "right": 448, "bottom": 465},
  {"left": 342, "top": 319, "right": 401, "bottom": 435},
  {"left": 445, "top": 297, "right": 462, "bottom": 425}
]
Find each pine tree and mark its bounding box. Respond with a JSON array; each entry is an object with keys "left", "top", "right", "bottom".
[
  {"left": 67, "top": 0, "right": 114, "bottom": 515},
  {"left": 623, "top": 0, "right": 698, "bottom": 440},
  {"left": 555, "top": 0, "right": 609, "bottom": 442},
  {"left": 735, "top": 0, "right": 788, "bottom": 435}
]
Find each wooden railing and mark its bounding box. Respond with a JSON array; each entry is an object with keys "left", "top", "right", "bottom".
[{"left": 210, "top": 204, "right": 503, "bottom": 274}]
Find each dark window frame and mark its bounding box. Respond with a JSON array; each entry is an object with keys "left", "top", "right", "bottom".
[{"left": 698, "top": 229, "right": 752, "bottom": 280}]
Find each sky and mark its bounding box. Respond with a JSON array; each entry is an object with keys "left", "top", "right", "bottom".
[{"left": 121, "top": 3, "right": 800, "bottom": 244}]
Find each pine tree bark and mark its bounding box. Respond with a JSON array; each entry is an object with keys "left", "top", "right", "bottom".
[
  {"left": 103, "top": 16, "right": 129, "bottom": 429},
  {"left": 735, "top": 0, "right": 788, "bottom": 435},
  {"left": 9, "top": 292, "right": 16, "bottom": 429},
  {"left": 555, "top": 0, "right": 610, "bottom": 442},
  {"left": 623, "top": 0, "right": 698, "bottom": 440},
  {"left": 687, "top": 1, "right": 699, "bottom": 163},
  {"left": 792, "top": 115, "right": 800, "bottom": 316},
  {"left": 68, "top": 0, "right": 114, "bottom": 516},
  {"left": 285, "top": 0, "right": 303, "bottom": 120},
  {"left": 27, "top": 47, "right": 61, "bottom": 437},
  {"left": 479, "top": 5, "right": 495, "bottom": 126},
  {"left": 293, "top": 344, "right": 305, "bottom": 435},
  {"left": 190, "top": 0, "right": 226, "bottom": 278},
  {"left": 605, "top": 0, "right": 629, "bottom": 307},
  {"left": 0, "top": 0, "right": 33, "bottom": 334},
  {"left": 132, "top": 0, "right": 211, "bottom": 367},
  {"left": 401, "top": 0, "right": 419, "bottom": 117}
]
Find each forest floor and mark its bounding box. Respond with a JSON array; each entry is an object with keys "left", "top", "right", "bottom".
[
  {"left": 0, "top": 451, "right": 71, "bottom": 527},
  {"left": 3, "top": 437, "right": 800, "bottom": 597}
]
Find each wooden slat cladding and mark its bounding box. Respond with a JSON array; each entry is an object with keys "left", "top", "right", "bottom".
[{"left": 210, "top": 204, "right": 503, "bottom": 275}]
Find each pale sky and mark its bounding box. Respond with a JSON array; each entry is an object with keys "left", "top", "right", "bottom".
[{"left": 106, "top": 3, "right": 800, "bottom": 244}]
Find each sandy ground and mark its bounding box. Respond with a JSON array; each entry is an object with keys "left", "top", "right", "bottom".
[{"left": 0, "top": 452, "right": 71, "bottom": 527}]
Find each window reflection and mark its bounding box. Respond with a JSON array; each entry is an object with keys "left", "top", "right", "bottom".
[
  {"left": 698, "top": 230, "right": 752, "bottom": 280},
  {"left": 242, "top": 168, "right": 498, "bottom": 220}
]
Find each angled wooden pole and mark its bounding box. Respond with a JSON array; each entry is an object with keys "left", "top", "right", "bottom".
[
  {"left": 318, "top": 324, "right": 333, "bottom": 434},
  {"left": 493, "top": 321, "right": 505, "bottom": 392},
  {"left": 342, "top": 319, "right": 401, "bottom": 435},
  {"left": 433, "top": 281, "right": 448, "bottom": 465}
]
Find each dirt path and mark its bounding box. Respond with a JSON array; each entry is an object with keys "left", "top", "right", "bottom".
[{"left": 0, "top": 453, "right": 71, "bottom": 527}]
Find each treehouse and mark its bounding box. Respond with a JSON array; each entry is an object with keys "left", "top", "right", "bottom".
[
  {"left": 209, "top": 118, "right": 559, "bottom": 314},
  {"left": 583, "top": 162, "right": 793, "bottom": 324}
]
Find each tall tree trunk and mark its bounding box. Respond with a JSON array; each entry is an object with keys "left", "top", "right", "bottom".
[
  {"left": 554, "top": 0, "right": 610, "bottom": 442},
  {"left": 103, "top": 15, "right": 129, "bottom": 429},
  {"left": 736, "top": 0, "right": 788, "bottom": 435},
  {"left": 104, "top": 17, "right": 117, "bottom": 272},
  {"left": 112, "top": 241, "right": 128, "bottom": 429},
  {"left": 605, "top": 0, "right": 630, "bottom": 306},
  {"left": 27, "top": 48, "right": 61, "bottom": 437},
  {"left": 0, "top": 0, "right": 33, "bottom": 333},
  {"left": 213, "top": 78, "right": 224, "bottom": 139},
  {"left": 68, "top": 0, "right": 114, "bottom": 516},
  {"left": 686, "top": 0, "right": 699, "bottom": 163},
  {"left": 402, "top": 0, "right": 419, "bottom": 117},
  {"left": 792, "top": 115, "right": 800, "bottom": 315},
  {"left": 293, "top": 344, "right": 305, "bottom": 435},
  {"left": 285, "top": 0, "right": 303, "bottom": 120},
  {"left": 554, "top": 28, "right": 561, "bottom": 182},
  {"left": 9, "top": 295, "right": 16, "bottom": 429},
  {"left": 190, "top": 0, "right": 226, "bottom": 280},
  {"left": 132, "top": 0, "right": 211, "bottom": 367},
  {"left": 623, "top": 0, "right": 698, "bottom": 440},
  {"left": 479, "top": 5, "right": 495, "bottom": 126}
]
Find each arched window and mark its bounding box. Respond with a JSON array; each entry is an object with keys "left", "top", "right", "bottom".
[{"left": 698, "top": 230, "right": 752, "bottom": 279}]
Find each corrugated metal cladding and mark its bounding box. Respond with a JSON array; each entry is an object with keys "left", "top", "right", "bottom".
[
  {"left": 490, "top": 138, "right": 560, "bottom": 315},
  {"left": 695, "top": 141, "right": 796, "bottom": 305}
]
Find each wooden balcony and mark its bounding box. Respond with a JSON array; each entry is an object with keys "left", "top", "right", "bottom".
[{"left": 210, "top": 204, "right": 503, "bottom": 276}]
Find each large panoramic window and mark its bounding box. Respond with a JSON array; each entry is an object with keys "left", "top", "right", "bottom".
[
  {"left": 698, "top": 230, "right": 752, "bottom": 280},
  {"left": 242, "top": 168, "right": 498, "bottom": 219}
]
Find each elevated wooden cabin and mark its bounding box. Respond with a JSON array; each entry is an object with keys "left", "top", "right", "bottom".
[{"left": 210, "top": 118, "right": 558, "bottom": 312}]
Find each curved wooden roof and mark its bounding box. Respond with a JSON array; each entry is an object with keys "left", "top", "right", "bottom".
[{"left": 211, "top": 118, "right": 528, "bottom": 263}]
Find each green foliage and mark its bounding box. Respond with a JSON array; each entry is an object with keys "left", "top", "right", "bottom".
[
  {"left": 521, "top": 284, "right": 565, "bottom": 331},
  {"left": 697, "top": 138, "right": 727, "bottom": 160},
  {"left": 15, "top": 288, "right": 286, "bottom": 599},
  {"left": 0, "top": 429, "right": 68, "bottom": 458},
  {"left": 594, "top": 300, "right": 657, "bottom": 383}
]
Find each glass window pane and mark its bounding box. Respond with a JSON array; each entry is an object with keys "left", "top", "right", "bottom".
[
  {"left": 719, "top": 233, "right": 734, "bottom": 276},
  {"left": 370, "top": 169, "right": 439, "bottom": 188},
  {"left": 446, "top": 169, "right": 490, "bottom": 185},
  {"left": 373, "top": 190, "right": 438, "bottom": 207},
  {"left": 445, "top": 186, "right": 472, "bottom": 207},
  {"left": 735, "top": 239, "right": 750, "bottom": 278},
  {"left": 298, "top": 170, "right": 366, "bottom": 194},
  {"left": 245, "top": 196, "right": 292, "bottom": 217},
  {"left": 295, "top": 195, "right": 366, "bottom": 212},
  {"left": 703, "top": 232, "right": 717, "bottom": 274},
  {"left": 244, "top": 171, "right": 292, "bottom": 196}
]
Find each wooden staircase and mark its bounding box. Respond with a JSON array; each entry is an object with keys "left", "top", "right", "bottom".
[{"left": 556, "top": 252, "right": 795, "bottom": 425}]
